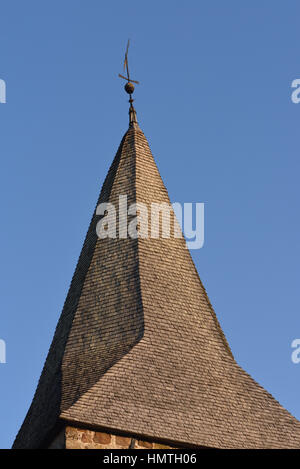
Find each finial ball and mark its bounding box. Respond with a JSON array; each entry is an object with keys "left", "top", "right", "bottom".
[{"left": 125, "top": 82, "right": 135, "bottom": 94}]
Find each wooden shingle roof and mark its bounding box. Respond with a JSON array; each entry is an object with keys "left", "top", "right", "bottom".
[{"left": 13, "top": 121, "right": 300, "bottom": 449}]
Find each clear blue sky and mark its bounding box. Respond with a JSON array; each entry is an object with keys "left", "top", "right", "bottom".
[{"left": 1, "top": 1, "right": 299, "bottom": 449}]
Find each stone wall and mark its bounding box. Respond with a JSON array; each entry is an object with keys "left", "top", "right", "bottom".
[{"left": 65, "top": 426, "right": 177, "bottom": 449}]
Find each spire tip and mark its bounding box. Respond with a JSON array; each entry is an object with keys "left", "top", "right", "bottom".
[{"left": 118, "top": 41, "right": 140, "bottom": 127}]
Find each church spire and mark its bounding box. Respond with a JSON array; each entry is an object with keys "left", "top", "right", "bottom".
[
  {"left": 118, "top": 39, "right": 139, "bottom": 127},
  {"left": 12, "top": 45, "right": 300, "bottom": 450}
]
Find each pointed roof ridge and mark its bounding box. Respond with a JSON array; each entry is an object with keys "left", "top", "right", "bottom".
[{"left": 13, "top": 123, "right": 300, "bottom": 449}]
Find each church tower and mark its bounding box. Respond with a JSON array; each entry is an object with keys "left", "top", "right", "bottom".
[{"left": 13, "top": 47, "right": 300, "bottom": 449}]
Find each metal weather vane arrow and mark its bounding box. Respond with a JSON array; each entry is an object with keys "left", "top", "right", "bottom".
[
  {"left": 118, "top": 39, "right": 140, "bottom": 90},
  {"left": 118, "top": 40, "right": 139, "bottom": 126}
]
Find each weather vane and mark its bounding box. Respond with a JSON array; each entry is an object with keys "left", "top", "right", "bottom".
[{"left": 118, "top": 39, "right": 139, "bottom": 96}]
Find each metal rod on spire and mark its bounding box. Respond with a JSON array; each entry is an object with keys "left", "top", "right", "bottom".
[{"left": 118, "top": 39, "right": 139, "bottom": 127}]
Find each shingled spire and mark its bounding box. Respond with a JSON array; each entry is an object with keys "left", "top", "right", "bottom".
[{"left": 13, "top": 50, "right": 300, "bottom": 449}]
